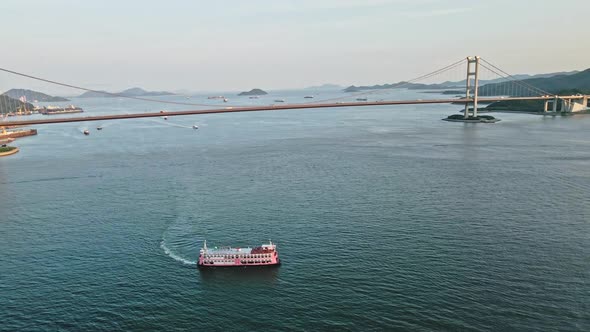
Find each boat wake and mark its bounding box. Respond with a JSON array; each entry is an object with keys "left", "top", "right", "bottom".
[
  {"left": 148, "top": 118, "right": 197, "bottom": 130},
  {"left": 160, "top": 240, "right": 196, "bottom": 265},
  {"left": 160, "top": 213, "right": 208, "bottom": 266}
]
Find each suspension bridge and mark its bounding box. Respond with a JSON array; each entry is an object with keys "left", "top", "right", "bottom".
[{"left": 0, "top": 56, "right": 588, "bottom": 127}]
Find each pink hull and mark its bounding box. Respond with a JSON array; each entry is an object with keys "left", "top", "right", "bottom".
[{"left": 197, "top": 259, "right": 281, "bottom": 268}]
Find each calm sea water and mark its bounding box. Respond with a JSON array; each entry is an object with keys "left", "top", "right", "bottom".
[{"left": 1, "top": 90, "right": 589, "bottom": 331}]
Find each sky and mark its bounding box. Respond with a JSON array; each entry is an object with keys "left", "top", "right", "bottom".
[{"left": 1, "top": 0, "right": 589, "bottom": 94}]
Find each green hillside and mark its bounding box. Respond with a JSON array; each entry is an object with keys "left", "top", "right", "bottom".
[
  {"left": 479, "top": 69, "right": 590, "bottom": 96},
  {"left": 0, "top": 95, "right": 35, "bottom": 114},
  {"left": 3, "top": 89, "right": 69, "bottom": 102}
]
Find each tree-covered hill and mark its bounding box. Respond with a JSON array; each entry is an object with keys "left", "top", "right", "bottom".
[
  {"left": 2, "top": 89, "right": 69, "bottom": 102},
  {"left": 479, "top": 69, "right": 590, "bottom": 96},
  {"left": 0, "top": 95, "right": 35, "bottom": 114}
]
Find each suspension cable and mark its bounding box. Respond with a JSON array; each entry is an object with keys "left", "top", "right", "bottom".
[
  {"left": 479, "top": 63, "right": 548, "bottom": 97},
  {"left": 2, "top": 58, "right": 469, "bottom": 109},
  {"left": 479, "top": 58, "right": 552, "bottom": 96},
  {"left": 307, "top": 58, "right": 467, "bottom": 104}
]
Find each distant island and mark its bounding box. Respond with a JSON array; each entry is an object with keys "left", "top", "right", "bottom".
[
  {"left": 2, "top": 89, "right": 69, "bottom": 102},
  {"left": 238, "top": 88, "right": 268, "bottom": 96},
  {"left": 78, "top": 87, "right": 174, "bottom": 98}
]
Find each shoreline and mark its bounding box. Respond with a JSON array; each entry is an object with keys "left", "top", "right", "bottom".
[{"left": 0, "top": 147, "right": 19, "bottom": 157}]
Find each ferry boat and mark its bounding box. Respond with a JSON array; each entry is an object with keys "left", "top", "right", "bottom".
[{"left": 198, "top": 240, "right": 280, "bottom": 268}]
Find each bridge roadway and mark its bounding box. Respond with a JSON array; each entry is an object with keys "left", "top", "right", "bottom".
[{"left": 0, "top": 96, "right": 572, "bottom": 127}]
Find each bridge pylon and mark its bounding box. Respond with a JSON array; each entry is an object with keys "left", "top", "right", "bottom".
[{"left": 463, "top": 56, "right": 480, "bottom": 119}]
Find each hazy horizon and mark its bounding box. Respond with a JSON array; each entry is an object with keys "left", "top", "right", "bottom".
[{"left": 1, "top": 0, "right": 589, "bottom": 95}]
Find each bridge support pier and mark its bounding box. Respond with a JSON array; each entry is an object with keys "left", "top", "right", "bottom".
[
  {"left": 561, "top": 99, "right": 568, "bottom": 112},
  {"left": 552, "top": 97, "right": 558, "bottom": 112},
  {"left": 560, "top": 97, "right": 588, "bottom": 112},
  {"left": 463, "top": 56, "right": 480, "bottom": 119},
  {"left": 543, "top": 100, "right": 549, "bottom": 112}
]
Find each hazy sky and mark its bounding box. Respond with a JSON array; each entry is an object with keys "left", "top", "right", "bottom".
[{"left": 1, "top": 0, "right": 589, "bottom": 93}]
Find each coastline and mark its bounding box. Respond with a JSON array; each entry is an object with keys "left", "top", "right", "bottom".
[{"left": 0, "top": 147, "right": 19, "bottom": 157}]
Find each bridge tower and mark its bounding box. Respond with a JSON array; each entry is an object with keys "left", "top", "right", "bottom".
[{"left": 463, "top": 56, "right": 480, "bottom": 119}]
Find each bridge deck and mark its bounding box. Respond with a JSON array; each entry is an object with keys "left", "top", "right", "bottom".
[{"left": 0, "top": 96, "right": 577, "bottom": 127}]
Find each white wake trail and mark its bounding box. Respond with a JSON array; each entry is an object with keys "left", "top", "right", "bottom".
[{"left": 160, "top": 240, "right": 197, "bottom": 265}]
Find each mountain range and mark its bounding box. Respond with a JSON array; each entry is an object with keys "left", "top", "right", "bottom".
[
  {"left": 478, "top": 69, "right": 590, "bottom": 96},
  {"left": 343, "top": 70, "right": 580, "bottom": 93},
  {"left": 78, "top": 87, "right": 174, "bottom": 98}
]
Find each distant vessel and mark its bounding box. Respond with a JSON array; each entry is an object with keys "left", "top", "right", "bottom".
[
  {"left": 96, "top": 126, "right": 103, "bottom": 131},
  {"left": 274, "top": 99, "right": 285, "bottom": 102},
  {"left": 223, "top": 98, "right": 229, "bottom": 102},
  {"left": 304, "top": 96, "right": 314, "bottom": 99},
  {"left": 207, "top": 96, "right": 225, "bottom": 99},
  {"left": 198, "top": 240, "right": 280, "bottom": 268},
  {"left": 249, "top": 96, "right": 259, "bottom": 99},
  {"left": 38, "top": 105, "right": 83, "bottom": 115},
  {"left": 193, "top": 125, "right": 199, "bottom": 129},
  {"left": 356, "top": 98, "right": 368, "bottom": 101},
  {"left": 83, "top": 130, "right": 90, "bottom": 136},
  {"left": 0, "top": 128, "right": 37, "bottom": 139},
  {"left": 163, "top": 116, "right": 168, "bottom": 120}
]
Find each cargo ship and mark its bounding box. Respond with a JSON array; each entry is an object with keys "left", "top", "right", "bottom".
[
  {"left": 38, "top": 105, "right": 84, "bottom": 115},
  {"left": 0, "top": 128, "right": 38, "bottom": 139},
  {"left": 198, "top": 240, "right": 280, "bottom": 268}
]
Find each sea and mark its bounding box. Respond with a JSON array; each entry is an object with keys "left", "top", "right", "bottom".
[{"left": 0, "top": 89, "right": 589, "bottom": 331}]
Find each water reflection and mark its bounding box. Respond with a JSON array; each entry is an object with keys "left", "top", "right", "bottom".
[{"left": 198, "top": 266, "right": 280, "bottom": 286}]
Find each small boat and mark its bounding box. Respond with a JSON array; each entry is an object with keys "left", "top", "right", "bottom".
[
  {"left": 163, "top": 116, "right": 168, "bottom": 120},
  {"left": 223, "top": 98, "right": 228, "bottom": 102},
  {"left": 207, "top": 96, "right": 224, "bottom": 99},
  {"left": 96, "top": 126, "right": 103, "bottom": 131},
  {"left": 249, "top": 96, "right": 259, "bottom": 99},
  {"left": 274, "top": 99, "right": 285, "bottom": 102},
  {"left": 83, "top": 130, "right": 90, "bottom": 136},
  {"left": 356, "top": 98, "right": 368, "bottom": 101},
  {"left": 193, "top": 125, "right": 199, "bottom": 129},
  {"left": 304, "top": 96, "right": 314, "bottom": 99}
]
